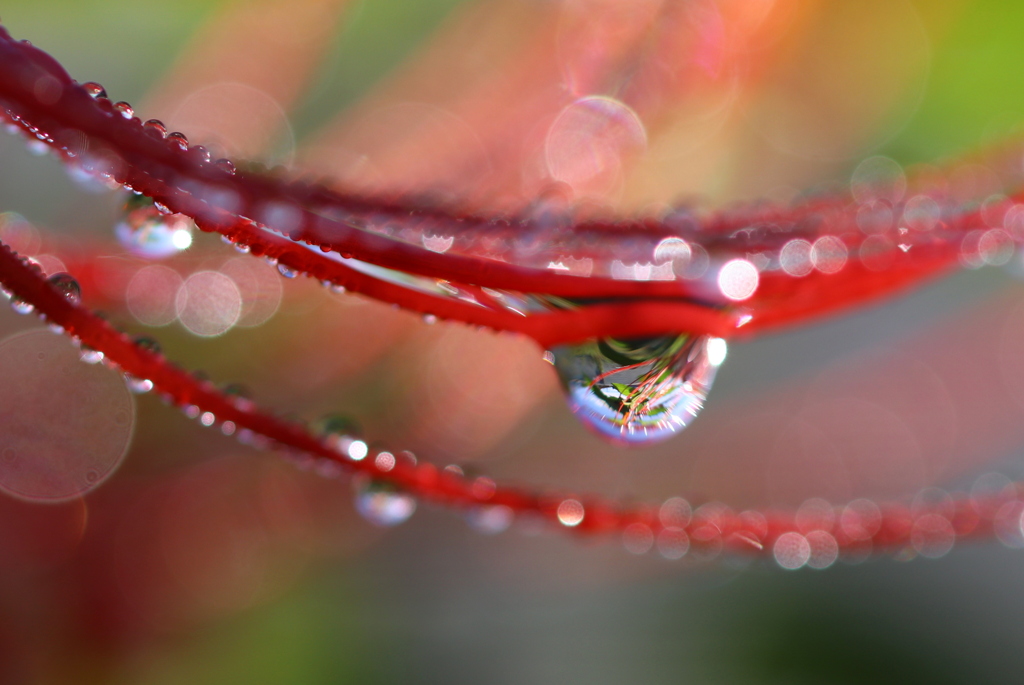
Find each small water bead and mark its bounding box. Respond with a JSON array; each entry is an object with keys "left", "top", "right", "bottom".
[
  {"left": 189, "top": 145, "right": 211, "bottom": 163},
  {"left": 550, "top": 334, "right": 727, "bottom": 445},
  {"left": 166, "top": 132, "right": 189, "bottom": 150},
  {"left": 125, "top": 375, "right": 154, "bottom": 394},
  {"left": 222, "top": 382, "right": 252, "bottom": 400},
  {"left": 277, "top": 263, "right": 298, "bottom": 279},
  {"left": 79, "top": 347, "right": 104, "bottom": 364},
  {"left": 81, "top": 82, "right": 107, "bottom": 99},
  {"left": 112, "top": 102, "right": 133, "bottom": 119},
  {"left": 9, "top": 297, "right": 34, "bottom": 315},
  {"left": 556, "top": 499, "right": 585, "bottom": 527},
  {"left": 133, "top": 335, "right": 161, "bottom": 355},
  {"left": 115, "top": 193, "right": 194, "bottom": 259},
  {"left": 622, "top": 522, "right": 655, "bottom": 554},
  {"left": 466, "top": 505, "right": 514, "bottom": 534},
  {"left": 656, "top": 527, "right": 690, "bottom": 560},
  {"left": 143, "top": 119, "right": 167, "bottom": 137},
  {"left": 315, "top": 413, "right": 362, "bottom": 439},
  {"left": 773, "top": 532, "right": 812, "bottom": 570},
  {"left": 46, "top": 273, "right": 81, "bottom": 304},
  {"left": 353, "top": 478, "right": 416, "bottom": 526},
  {"left": 214, "top": 158, "right": 236, "bottom": 175}
]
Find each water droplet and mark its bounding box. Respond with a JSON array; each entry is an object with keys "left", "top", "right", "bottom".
[
  {"left": 143, "top": 119, "right": 166, "bottom": 137},
  {"left": 166, "top": 132, "right": 189, "bottom": 150},
  {"left": 466, "top": 505, "right": 514, "bottom": 534},
  {"left": 46, "top": 273, "right": 80, "bottom": 304},
  {"left": 354, "top": 478, "right": 416, "bottom": 526},
  {"left": 214, "top": 158, "right": 236, "bottom": 175},
  {"left": 315, "top": 413, "right": 362, "bottom": 439},
  {"left": 112, "top": 101, "right": 133, "bottom": 119},
  {"left": 133, "top": 335, "right": 161, "bottom": 355},
  {"left": 115, "top": 193, "right": 193, "bottom": 259},
  {"left": 125, "top": 375, "right": 153, "bottom": 394},
  {"left": 79, "top": 347, "right": 104, "bottom": 364},
  {"left": 222, "top": 382, "right": 252, "bottom": 400},
  {"left": 189, "top": 145, "right": 211, "bottom": 163},
  {"left": 277, "top": 263, "right": 298, "bottom": 279},
  {"left": 81, "top": 82, "right": 107, "bottom": 99},
  {"left": 549, "top": 334, "right": 727, "bottom": 445},
  {"left": 556, "top": 499, "right": 585, "bottom": 527},
  {"left": 9, "top": 297, "right": 34, "bottom": 315}
]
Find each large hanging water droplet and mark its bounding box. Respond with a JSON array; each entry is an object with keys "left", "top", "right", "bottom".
[
  {"left": 353, "top": 477, "right": 416, "bottom": 526},
  {"left": 46, "top": 273, "right": 81, "bottom": 305},
  {"left": 549, "top": 334, "right": 727, "bottom": 446},
  {"left": 115, "top": 193, "right": 194, "bottom": 259}
]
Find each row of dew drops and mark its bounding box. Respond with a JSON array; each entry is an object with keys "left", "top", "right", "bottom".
[
  {"left": 11, "top": 80, "right": 1024, "bottom": 564},
  {"left": 7, "top": 259, "right": 1024, "bottom": 568},
  {"left": 9, "top": 76, "right": 730, "bottom": 449}
]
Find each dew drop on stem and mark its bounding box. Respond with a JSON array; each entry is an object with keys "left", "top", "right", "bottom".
[
  {"left": 115, "top": 193, "right": 193, "bottom": 259},
  {"left": 549, "top": 334, "right": 727, "bottom": 445},
  {"left": 354, "top": 477, "right": 416, "bottom": 526},
  {"left": 46, "top": 272, "right": 80, "bottom": 304}
]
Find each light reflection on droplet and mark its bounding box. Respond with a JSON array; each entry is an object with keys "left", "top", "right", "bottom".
[
  {"left": 466, "top": 505, "right": 514, "bottom": 534},
  {"left": 656, "top": 527, "right": 690, "bottom": 560},
  {"left": 773, "top": 531, "right": 811, "bottom": 570},
  {"left": 902, "top": 195, "right": 941, "bottom": 232},
  {"left": 910, "top": 513, "right": 955, "bottom": 559},
  {"left": 855, "top": 201, "right": 893, "bottom": 234},
  {"left": 545, "top": 96, "right": 646, "bottom": 197},
  {"left": 859, "top": 234, "right": 895, "bottom": 271},
  {"left": 347, "top": 440, "right": 368, "bottom": 461},
  {"left": 622, "top": 522, "right": 654, "bottom": 555},
  {"left": 175, "top": 271, "right": 242, "bottom": 337},
  {"left": 795, "top": 497, "right": 835, "bottom": 533},
  {"left": 556, "top": 499, "right": 585, "bottom": 527},
  {"left": 805, "top": 530, "right": 839, "bottom": 570},
  {"left": 810, "top": 236, "right": 848, "bottom": 274},
  {"left": 0, "top": 330, "right": 134, "bottom": 502},
  {"left": 218, "top": 257, "right": 283, "bottom": 328},
  {"left": 0, "top": 212, "right": 41, "bottom": 255},
  {"left": 659, "top": 497, "right": 693, "bottom": 528},
  {"left": 116, "top": 195, "right": 194, "bottom": 260},
  {"left": 779, "top": 239, "right": 813, "bottom": 277},
  {"left": 851, "top": 156, "right": 906, "bottom": 205},
  {"left": 717, "top": 259, "right": 758, "bottom": 301},
  {"left": 127, "top": 265, "right": 184, "bottom": 327},
  {"left": 374, "top": 451, "right": 396, "bottom": 472},
  {"left": 353, "top": 478, "right": 416, "bottom": 527},
  {"left": 551, "top": 334, "right": 726, "bottom": 445},
  {"left": 839, "top": 498, "right": 882, "bottom": 541},
  {"left": 978, "top": 228, "right": 1014, "bottom": 266}
]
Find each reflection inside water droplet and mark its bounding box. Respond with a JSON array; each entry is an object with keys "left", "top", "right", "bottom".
[
  {"left": 46, "top": 272, "right": 81, "bottom": 304},
  {"left": 353, "top": 478, "right": 416, "bottom": 526},
  {"left": 115, "top": 194, "right": 194, "bottom": 259},
  {"left": 550, "top": 334, "right": 726, "bottom": 445}
]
